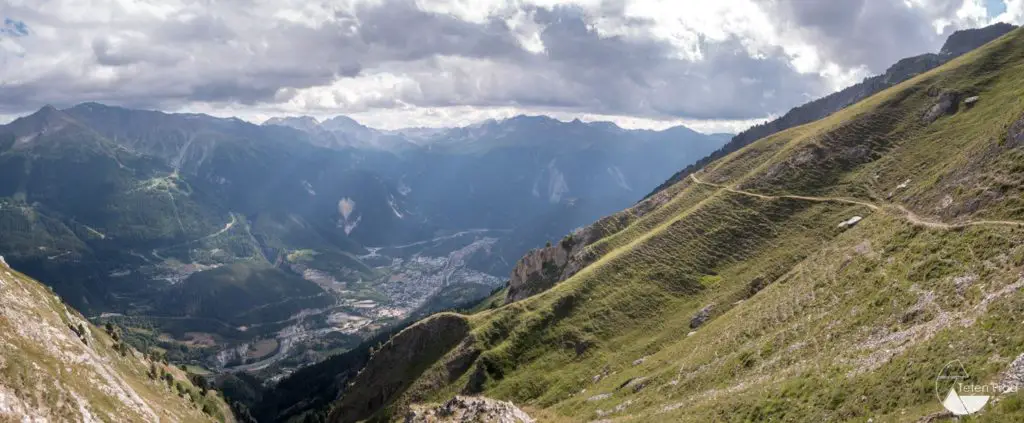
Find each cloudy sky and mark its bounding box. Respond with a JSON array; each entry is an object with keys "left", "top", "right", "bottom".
[{"left": 0, "top": 0, "right": 1021, "bottom": 132}]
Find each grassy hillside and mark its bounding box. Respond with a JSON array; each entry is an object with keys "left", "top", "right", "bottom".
[
  {"left": 0, "top": 259, "right": 233, "bottom": 422},
  {"left": 324, "top": 28, "right": 1024, "bottom": 422},
  {"left": 645, "top": 23, "right": 1017, "bottom": 200}
]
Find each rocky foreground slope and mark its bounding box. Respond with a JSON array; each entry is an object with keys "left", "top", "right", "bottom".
[
  {"left": 0, "top": 257, "right": 232, "bottom": 422},
  {"left": 316, "top": 27, "right": 1024, "bottom": 422}
]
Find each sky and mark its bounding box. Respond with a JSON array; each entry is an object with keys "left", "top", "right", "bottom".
[{"left": 0, "top": 1, "right": 1021, "bottom": 133}]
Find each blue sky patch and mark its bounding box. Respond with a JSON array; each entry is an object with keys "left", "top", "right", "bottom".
[
  {"left": 985, "top": 0, "right": 1008, "bottom": 18},
  {"left": 2, "top": 18, "right": 29, "bottom": 37}
]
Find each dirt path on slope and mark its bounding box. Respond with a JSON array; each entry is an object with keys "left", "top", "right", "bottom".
[{"left": 689, "top": 174, "right": 1024, "bottom": 230}]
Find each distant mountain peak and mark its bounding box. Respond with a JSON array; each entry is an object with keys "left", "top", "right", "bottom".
[
  {"left": 504, "top": 114, "right": 558, "bottom": 125},
  {"left": 320, "top": 115, "right": 369, "bottom": 132},
  {"left": 264, "top": 115, "right": 322, "bottom": 133},
  {"left": 940, "top": 22, "right": 1017, "bottom": 56},
  {"left": 12, "top": 104, "right": 75, "bottom": 132}
]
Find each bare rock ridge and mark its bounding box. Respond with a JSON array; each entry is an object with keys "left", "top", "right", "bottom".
[
  {"left": 645, "top": 22, "right": 1017, "bottom": 199},
  {"left": 405, "top": 396, "right": 535, "bottom": 423},
  {"left": 506, "top": 183, "right": 679, "bottom": 303},
  {"left": 1009, "top": 111, "right": 1024, "bottom": 147},
  {"left": 940, "top": 22, "right": 1018, "bottom": 56}
]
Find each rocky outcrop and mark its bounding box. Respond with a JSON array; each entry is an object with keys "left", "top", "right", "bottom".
[
  {"left": 922, "top": 91, "right": 961, "bottom": 124},
  {"left": 330, "top": 313, "right": 471, "bottom": 423},
  {"left": 689, "top": 304, "right": 715, "bottom": 329},
  {"left": 996, "top": 353, "right": 1024, "bottom": 393},
  {"left": 505, "top": 185, "right": 679, "bottom": 303},
  {"left": 1008, "top": 112, "right": 1024, "bottom": 148},
  {"left": 505, "top": 238, "right": 576, "bottom": 303},
  {"left": 505, "top": 219, "right": 610, "bottom": 303},
  {"left": 405, "top": 396, "right": 534, "bottom": 423}
]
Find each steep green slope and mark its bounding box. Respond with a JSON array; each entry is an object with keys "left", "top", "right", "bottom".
[
  {"left": 646, "top": 22, "right": 1017, "bottom": 199},
  {"left": 0, "top": 258, "right": 233, "bottom": 422},
  {"left": 322, "top": 27, "right": 1024, "bottom": 422}
]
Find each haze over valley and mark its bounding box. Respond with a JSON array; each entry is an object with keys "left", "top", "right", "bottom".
[{"left": 0, "top": 102, "right": 727, "bottom": 379}]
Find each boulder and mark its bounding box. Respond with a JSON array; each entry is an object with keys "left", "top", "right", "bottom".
[
  {"left": 689, "top": 304, "right": 715, "bottom": 329},
  {"left": 838, "top": 216, "right": 863, "bottom": 228},
  {"left": 406, "top": 396, "right": 535, "bottom": 423},
  {"left": 963, "top": 96, "right": 980, "bottom": 108},
  {"left": 921, "top": 91, "right": 960, "bottom": 124}
]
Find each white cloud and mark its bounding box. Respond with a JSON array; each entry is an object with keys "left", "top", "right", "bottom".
[
  {"left": 0, "top": 0, "right": 1017, "bottom": 131},
  {"left": 994, "top": 0, "right": 1024, "bottom": 23}
]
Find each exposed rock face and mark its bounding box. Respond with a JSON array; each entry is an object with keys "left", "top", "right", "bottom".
[
  {"left": 996, "top": 353, "right": 1024, "bottom": 393},
  {"left": 505, "top": 237, "right": 576, "bottom": 303},
  {"left": 330, "top": 314, "right": 471, "bottom": 423},
  {"left": 405, "top": 396, "right": 534, "bottom": 423},
  {"left": 689, "top": 304, "right": 715, "bottom": 329},
  {"left": 1009, "top": 112, "right": 1024, "bottom": 148},
  {"left": 922, "top": 91, "right": 961, "bottom": 124},
  {"left": 505, "top": 185, "right": 678, "bottom": 303},
  {"left": 505, "top": 218, "right": 611, "bottom": 303}
]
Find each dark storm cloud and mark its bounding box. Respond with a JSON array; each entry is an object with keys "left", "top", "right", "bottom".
[
  {"left": 480, "top": 5, "right": 825, "bottom": 119},
  {"left": 0, "top": 0, "right": 998, "bottom": 122},
  {"left": 353, "top": 3, "right": 528, "bottom": 62},
  {"left": 764, "top": 0, "right": 957, "bottom": 72}
]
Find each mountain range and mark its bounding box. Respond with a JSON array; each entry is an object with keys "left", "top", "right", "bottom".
[{"left": 0, "top": 103, "right": 726, "bottom": 380}]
